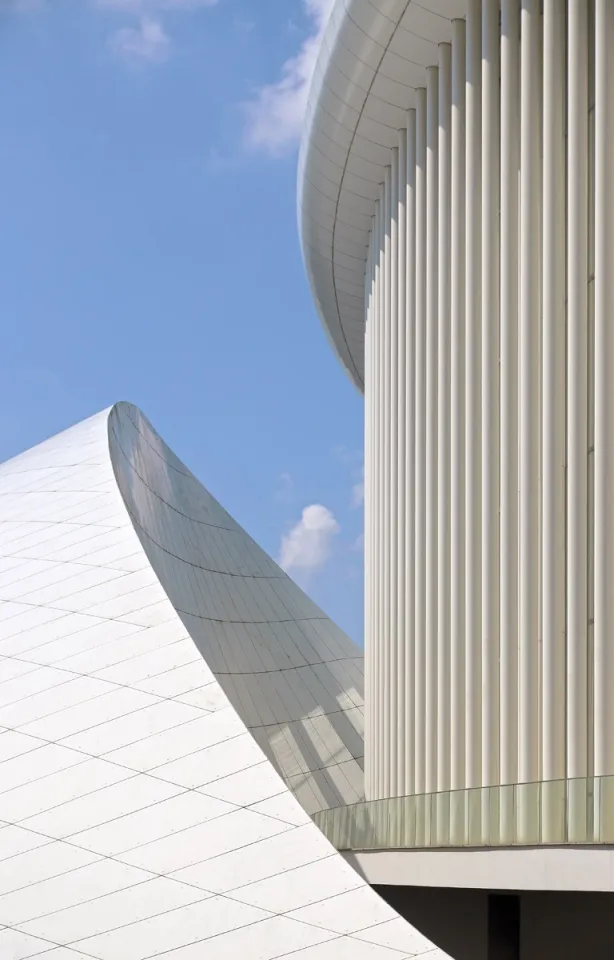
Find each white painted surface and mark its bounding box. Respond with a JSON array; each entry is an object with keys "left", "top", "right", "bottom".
[
  {"left": 345, "top": 845, "right": 614, "bottom": 894},
  {"left": 0, "top": 404, "right": 449, "bottom": 958},
  {"left": 305, "top": 0, "right": 605, "bottom": 814}
]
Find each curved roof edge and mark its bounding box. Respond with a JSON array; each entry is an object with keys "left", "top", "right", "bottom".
[
  {"left": 298, "top": 0, "right": 467, "bottom": 390},
  {"left": 0, "top": 403, "right": 451, "bottom": 958}
]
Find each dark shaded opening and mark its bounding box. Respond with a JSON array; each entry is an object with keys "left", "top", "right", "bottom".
[{"left": 488, "top": 893, "right": 520, "bottom": 959}]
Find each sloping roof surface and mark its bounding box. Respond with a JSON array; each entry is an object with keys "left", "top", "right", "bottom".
[{"left": 0, "top": 402, "right": 450, "bottom": 959}]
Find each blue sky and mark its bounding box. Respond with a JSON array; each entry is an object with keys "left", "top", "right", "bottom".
[{"left": 0, "top": 0, "right": 365, "bottom": 642}]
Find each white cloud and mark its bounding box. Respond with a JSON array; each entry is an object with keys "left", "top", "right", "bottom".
[
  {"left": 110, "top": 16, "right": 170, "bottom": 63},
  {"left": 244, "top": 0, "right": 335, "bottom": 155},
  {"left": 279, "top": 503, "right": 339, "bottom": 573},
  {"left": 99, "top": 0, "right": 217, "bottom": 65}
]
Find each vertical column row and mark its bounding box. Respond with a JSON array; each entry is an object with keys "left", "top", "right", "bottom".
[{"left": 364, "top": 0, "right": 611, "bottom": 803}]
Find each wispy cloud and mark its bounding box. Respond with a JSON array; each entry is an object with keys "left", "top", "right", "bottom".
[
  {"left": 279, "top": 503, "right": 339, "bottom": 573},
  {"left": 110, "top": 16, "right": 170, "bottom": 63},
  {"left": 98, "top": 0, "right": 217, "bottom": 64},
  {"left": 244, "top": 0, "right": 335, "bottom": 155}
]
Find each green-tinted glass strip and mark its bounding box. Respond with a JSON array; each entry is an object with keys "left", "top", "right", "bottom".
[{"left": 312, "top": 776, "right": 614, "bottom": 850}]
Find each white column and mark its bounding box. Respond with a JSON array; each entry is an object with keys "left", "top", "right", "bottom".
[
  {"left": 364, "top": 219, "right": 375, "bottom": 799},
  {"left": 465, "top": 0, "right": 482, "bottom": 790},
  {"left": 389, "top": 147, "right": 400, "bottom": 797},
  {"left": 397, "top": 129, "right": 409, "bottom": 796},
  {"left": 414, "top": 88, "right": 427, "bottom": 796},
  {"left": 594, "top": 0, "right": 614, "bottom": 779},
  {"left": 437, "top": 44, "right": 451, "bottom": 794},
  {"left": 450, "top": 19, "right": 466, "bottom": 793},
  {"left": 369, "top": 199, "right": 382, "bottom": 801},
  {"left": 376, "top": 185, "right": 385, "bottom": 796},
  {"left": 481, "top": 0, "right": 500, "bottom": 790},
  {"left": 566, "top": 0, "right": 588, "bottom": 783},
  {"left": 541, "top": 0, "right": 565, "bottom": 788},
  {"left": 382, "top": 166, "right": 392, "bottom": 797},
  {"left": 405, "top": 112, "right": 417, "bottom": 798},
  {"left": 425, "top": 65, "right": 439, "bottom": 796},
  {"left": 500, "top": 0, "right": 520, "bottom": 788},
  {"left": 519, "top": 0, "right": 540, "bottom": 788}
]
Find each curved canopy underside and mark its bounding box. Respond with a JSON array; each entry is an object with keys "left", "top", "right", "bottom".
[{"left": 299, "top": 0, "right": 467, "bottom": 390}]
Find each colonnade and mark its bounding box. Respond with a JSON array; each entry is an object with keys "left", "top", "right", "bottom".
[{"left": 364, "top": 0, "right": 614, "bottom": 804}]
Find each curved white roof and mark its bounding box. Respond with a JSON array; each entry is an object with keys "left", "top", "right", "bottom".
[
  {"left": 0, "top": 402, "right": 451, "bottom": 958},
  {"left": 299, "top": 0, "right": 467, "bottom": 390}
]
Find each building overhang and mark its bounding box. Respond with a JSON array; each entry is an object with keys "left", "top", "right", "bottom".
[
  {"left": 298, "top": 0, "right": 468, "bottom": 390},
  {"left": 344, "top": 846, "right": 614, "bottom": 893}
]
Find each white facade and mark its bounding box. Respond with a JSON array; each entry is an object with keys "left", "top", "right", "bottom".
[
  {"left": 0, "top": 403, "right": 448, "bottom": 959},
  {"left": 300, "top": 0, "right": 612, "bottom": 816}
]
